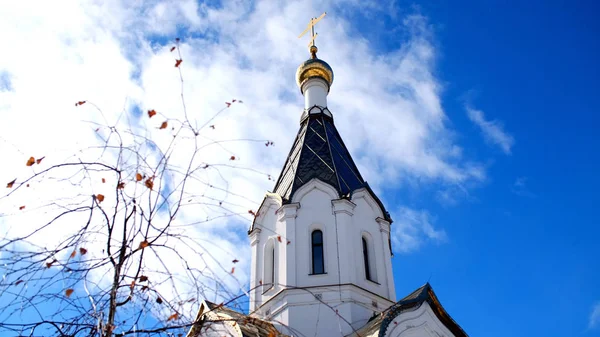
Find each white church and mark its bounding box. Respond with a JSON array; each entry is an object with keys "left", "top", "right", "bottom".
[{"left": 188, "top": 21, "right": 468, "bottom": 337}]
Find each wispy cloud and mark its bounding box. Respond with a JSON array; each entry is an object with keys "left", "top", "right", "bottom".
[
  {"left": 466, "top": 106, "right": 514, "bottom": 155},
  {"left": 511, "top": 176, "right": 536, "bottom": 198},
  {"left": 589, "top": 302, "right": 600, "bottom": 330},
  {"left": 392, "top": 207, "right": 447, "bottom": 253}
]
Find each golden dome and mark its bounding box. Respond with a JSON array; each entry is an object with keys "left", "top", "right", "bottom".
[{"left": 296, "top": 54, "right": 334, "bottom": 93}]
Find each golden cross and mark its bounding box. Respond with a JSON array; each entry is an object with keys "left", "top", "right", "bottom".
[{"left": 298, "top": 12, "right": 327, "bottom": 49}]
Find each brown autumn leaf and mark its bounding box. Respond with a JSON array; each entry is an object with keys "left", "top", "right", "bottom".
[
  {"left": 287, "top": 240, "right": 291, "bottom": 245},
  {"left": 135, "top": 173, "right": 143, "bottom": 182},
  {"left": 79, "top": 247, "right": 88, "bottom": 255},
  {"left": 141, "top": 285, "right": 149, "bottom": 292},
  {"left": 175, "top": 59, "right": 182, "bottom": 67},
  {"left": 65, "top": 288, "right": 74, "bottom": 298},
  {"left": 159, "top": 121, "right": 168, "bottom": 129},
  {"left": 75, "top": 101, "right": 86, "bottom": 106},
  {"left": 144, "top": 178, "right": 154, "bottom": 190},
  {"left": 36, "top": 156, "right": 45, "bottom": 164},
  {"left": 6, "top": 179, "right": 16, "bottom": 188},
  {"left": 225, "top": 102, "right": 231, "bottom": 107},
  {"left": 248, "top": 210, "right": 256, "bottom": 216},
  {"left": 167, "top": 312, "right": 179, "bottom": 321},
  {"left": 232, "top": 259, "right": 239, "bottom": 264},
  {"left": 26, "top": 183, "right": 29, "bottom": 187},
  {"left": 19, "top": 205, "right": 25, "bottom": 210},
  {"left": 101, "top": 178, "right": 106, "bottom": 183},
  {"left": 139, "top": 275, "right": 148, "bottom": 282},
  {"left": 267, "top": 328, "right": 277, "bottom": 337},
  {"left": 70, "top": 250, "right": 76, "bottom": 258},
  {"left": 230, "top": 155, "right": 236, "bottom": 160},
  {"left": 156, "top": 297, "right": 163, "bottom": 304},
  {"left": 259, "top": 280, "right": 263, "bottom": 285},
  {"left": 209, "top": 125, "right": 215, "bottom": 129},
  {"left": 117, "top": 181, "right": 125, "bottom": 189},
  {"left": 231, "top": 267, "right": 235, "bottom": 274},
  {"left": 170, "top": 46, "right": 176, "bottom": 52},
  {"left": 187, "top": 298, "right": 196, "bottom": 303},
  {"left": 96, "top": 194, "right": 105, "bottom": 203},
  {"left": 148, "top": 109, "right": 157, "bottom": 118},
  {"left": 138, "top": 240, "right": 149, "bottom": 249},
  {"left": 26, "top": 157, "right": 35, "bottom": 166},
  {"left": 14, "top": 280, "right": 24, "bottom": 286},
  {"left": 45, "top": 259, "right": 56, "bottom": 268},
  {"left": 277, "top": 235, "right": 282, "bottom": 243},
  {"left": 130, "top": 281, "right": 135, "bottom": 289}
]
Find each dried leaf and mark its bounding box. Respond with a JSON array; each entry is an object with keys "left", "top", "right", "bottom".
[
  {"left": 36, "top": 157, "right": 45, "bottom": 164},
  {"left": 75, "top": 101, "right": 86, "bottom": 106},
  {"left": 45, "top": 259, "right": 56, "bottom": 268},
  {"left": 225, "top": 102, "right": 231, "bottom": 107},
  {"left": 26, "top": 157, "right": 35, "bottom": 166},
  {"left": 209, "top": 125, "right": 215, "bottom": 129},
  {"left": 287, "top": 240, "right": 291, "bottom": 245},
  {"left": 259, "top": 280, "right": 263, "bottom": 285},
  {"left": 70, "top": 250, "right": 76, "bottom": 258},
  {"left": 159, "top": 121, "right": 168, "bottom": 129},
  {"left": 156, "top": 297, "right": 163, "bottom": 304},
  {"left": 232, "top": 99, "right": 236, "bottom": 102},
  {"left": 96, "top": 194, "right": 105, "bottom": 203},
  {"left": 144, "top": 178, "right": 154, "bottom": 190},
  {"left": 101, "top": 178, "right": 106, "bottom": 183},
  {"left": 139, "top": 275, "right": 148, "bottom": 282},
  {"left": 232, "top": 259, "right": 239, "bottom": 264},
  {"left": 231, "top": 267, "right": 235, "bottom": 274},
  {"left": 175, "top": 59, "right": 182, "bottom": 67},
  {"left": 130, "top": 281, "right": 135, "bottom": 289},
  {"left": 167, "top": 312, "right": 179, "bottom": 321},
  {"left": 117, "top": 181, "right": 125, "bottom": 189},
  {"left": 19, "top": 205, "right": 25, "bottom": 210},
  {"left": 148, "top": 109, "right": 157, "bottom": 118},
  {"left": 277, "top": 235, "right": 282, "bottom": 242},
  {"left": 170, "top": 46, "right": 176, "bottom": 52},
  {"left": 187, "top": 298, "right": 196, "bottom": 303},
  {"left": 6, "top": 179, "right": 16, "bottom": 188},
  {"left": 135, "top": 173, "right": 143, "bottom": 182},
  {"left": 141, "top": 285, "right": 149, "bottom": 292},
  {"left": 267, "top": 328, "right": 277, "bottom": 337},
  {"left": 230, "top": 155, "right": 236, "bottom": 161},
  {"left": 65, "top": 288, "right": 74, "bottom": 297},
  {"left": 79, "top": 247, "right": 88, "bottom": 255},
  {"left": 26, "top": 184, "right": 29, "bottom": 187},
  {"left": 14, "top": 280, "right": 24, "bottom": 286},
  {"left": 138, "top": 240, "right": 149, "bottom": 249}
]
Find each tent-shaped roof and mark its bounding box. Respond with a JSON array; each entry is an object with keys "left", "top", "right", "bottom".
[{"left": 273, "top": 107, "right": 367, "bottom": 201}]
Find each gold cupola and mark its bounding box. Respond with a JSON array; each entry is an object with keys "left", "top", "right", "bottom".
[{"left": 296, "top": 45, "right": 334, "bottom": 93}]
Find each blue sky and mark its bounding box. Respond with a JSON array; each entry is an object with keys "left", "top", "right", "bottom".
[
  {"left": 365, "top": 1, "right": 600, "bottom": 336},
  {"left": 1, "top": 0, "right": 599, "bottom": 336}
]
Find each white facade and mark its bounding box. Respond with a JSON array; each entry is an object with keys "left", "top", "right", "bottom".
[{"left": 249, "top": 179, "right": 396, "bottom": 336}]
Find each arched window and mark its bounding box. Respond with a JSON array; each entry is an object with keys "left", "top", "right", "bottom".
[
  {"left": 362, "top": 237, "right": 372, "bottom": 281},
  {"left": 264, "top": 241, "right": 275, "bottom": 288},
  {"left": 311, "top": 230, "right": 325, "bottom": 274}
]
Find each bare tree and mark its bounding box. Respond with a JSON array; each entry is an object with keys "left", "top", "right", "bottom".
[{"left": 0, "top": 41, "right": 273, "bottom": 337}]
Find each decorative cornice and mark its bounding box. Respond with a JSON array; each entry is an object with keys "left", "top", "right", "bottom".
[
  {"left": 376, "top": 217, "right": 391, "bottom": 234},
  {"left": 276, "top": 203, "right": 300, "bottom": 222},
  {"left": 332, "top": 198, "right": 356, "bottom": 216},
  {"left": 249, "top": 228, "right": 262, "bottom": 246}
]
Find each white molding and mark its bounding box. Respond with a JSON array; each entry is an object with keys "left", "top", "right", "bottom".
[{"left": 291, "top": 178, "right": 339, "bottom": 203}]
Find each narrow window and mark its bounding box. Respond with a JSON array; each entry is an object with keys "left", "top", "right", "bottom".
[
  {"left": 312, "top": 230, "right": 324, "bottom": 274},
  {"left": 362, "top": 237, "right": 372, "bottom": 281},
  {"left": 271, "top": 247, "right": 275, "bottom": 285}
]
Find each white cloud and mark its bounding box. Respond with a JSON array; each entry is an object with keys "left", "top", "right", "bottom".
[
  {"left": 589, "top": 302, "right": 600, "bottom": 330},
  {"left": 511, "top": 176, "right": 536, "bottom": 198},
  {"left": 392, "top": 207, "right": 447, "bottom": 253},
  {"left": 466, "top": 106, "right": 514, "bottom": 155}
]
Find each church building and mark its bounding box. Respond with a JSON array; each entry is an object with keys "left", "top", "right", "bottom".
[{"left": 188, "top": 18, "right": 468, "bottom": 337}]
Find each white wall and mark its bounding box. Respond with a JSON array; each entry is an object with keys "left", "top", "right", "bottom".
[{"left": 248, "top": 179, "right": 396, "bottom": 336}]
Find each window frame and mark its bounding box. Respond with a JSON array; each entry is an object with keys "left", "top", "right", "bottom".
[{"left": 311, "top": 229, "right": 325, "bottom": 275}]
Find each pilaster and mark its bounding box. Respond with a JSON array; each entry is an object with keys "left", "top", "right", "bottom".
[
  {"left": 249, "top": 228, "right": 262, "bottom": 311},
  {"left": 377, "top": 217, "right": 395, "bottom": 299},
  {"left": 332, "top": 198, "right": 356, "bottom": 283},
  {"left": 276, "top": 203, "right": 300, "bottom": 288}
]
